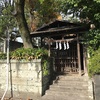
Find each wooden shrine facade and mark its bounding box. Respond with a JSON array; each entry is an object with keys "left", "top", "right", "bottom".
[{"left": 30, "top": 20, "right": 90, "bottom": 75}]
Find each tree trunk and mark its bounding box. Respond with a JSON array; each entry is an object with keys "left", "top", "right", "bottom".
[{"left": 15, "top": 0, "right": 33, "bottom": 48}]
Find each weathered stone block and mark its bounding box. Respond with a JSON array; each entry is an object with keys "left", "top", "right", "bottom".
[
  {"left": 0, "top": 59, "right": 51, "bottom": 97},
  {"left": 12, "top": 78, "right": 28, "bottom": 85}
]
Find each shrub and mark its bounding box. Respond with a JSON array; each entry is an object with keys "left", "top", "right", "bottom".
[
  {"left": 88, "top": 48, "right": 100, "bottom": 77},
  {"left": 0, "top": 48, "right": 48, "bottom": 60},
  {"left": 0, "top": 52, "right": 6, "bottom": 59}
]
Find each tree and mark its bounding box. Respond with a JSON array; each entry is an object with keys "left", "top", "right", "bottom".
[
  {"left": 25, "top": 0, "right": 60, "bottom": 31},
  {"left": 0, "top": 0, "right": 60, "bottom": 48},
  {"left": 14, "top": 0, "right": 33, "bottom": 48},
  {"left": 58, "top": 0, "right": 100, "bottom": 21},
  {"left": 14, "top": 0, "right": 60, "bottom": 48},
  {"left": 0, "top": 1, "right": 16, "bottom": 38},
  {"left": 3, "top": 0, "right": 100, "bottom": 50},
  {"left": 58, "top": 0, "right": 100, "bottom": 51}
]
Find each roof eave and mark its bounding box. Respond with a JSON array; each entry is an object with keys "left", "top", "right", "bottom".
[{"left": 30, "top": 25, "right": 90, "bottom": 37}]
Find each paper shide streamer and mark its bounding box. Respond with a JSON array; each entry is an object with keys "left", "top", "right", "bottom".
[
  {"left": 56, "top": 41, "right": 58, "bottom": 49},
  {"left": 56, "top": 41, "right": 62, "bottom": 50}
]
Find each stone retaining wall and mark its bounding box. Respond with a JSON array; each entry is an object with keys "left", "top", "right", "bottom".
[
  {"left": 0, "top": 59, "right": 51, "bottom": 98},
  {"left": 93, "top": 75, "right": 100, "bottom": 100}
]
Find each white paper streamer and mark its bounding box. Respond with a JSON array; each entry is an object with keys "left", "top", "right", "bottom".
[
  {"left": 67, "top": 41, "right": 69, "bottom": 49},
  {"left": 50, "top": 42, "right": 53, "bottom": 45},
  {"left": 64, "top": 42, "right": 66, "bottom": 50},
  {"left": 56, "top": 41, "right": 58, "bottom": 49},
  {"left": 59, "top": 42, "right": 62, "bottom": 50}
]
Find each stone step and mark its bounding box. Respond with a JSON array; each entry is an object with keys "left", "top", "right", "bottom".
[
  {"left": 42, "top": 93, "right": 91, "bottom": 100},
  {"left": 45, "top": 89, "right": 89, "bottom": 96},
  {"left": 53, "top": 81, "right": 88, "bottom": 86},
  {"left": 53, "top": 80, "right": 88, "bottom": 86},
  {"left": 55, "top": 76, "right": 88, "bottom": 81},
  {"left": 50, "top": 84, "right": 88, "bottom": 90},
  {"left": 42, "top": 75, "right": 91, "bottom": 100}
]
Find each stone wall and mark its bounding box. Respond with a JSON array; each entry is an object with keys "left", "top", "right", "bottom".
[
  {"left": 0, "top": 59, "right": 51, "bottom": 98},
  {"left": 93, "top": 75, "right": 100, "bottom": 100}
]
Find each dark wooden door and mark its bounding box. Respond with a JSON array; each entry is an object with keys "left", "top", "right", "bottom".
[{"left": 51, "top": 42, "right": 79, "bottom": 74}]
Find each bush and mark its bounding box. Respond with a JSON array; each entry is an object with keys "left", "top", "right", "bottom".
[
  {"left": 88, "top": 48, "right": 100, "bottom": 77},
  {"left": 0, "top": 48, "right": 48, "bottom": 60},
  {"left": 0, "top": 52, "right": 6, "bottom": 59}
]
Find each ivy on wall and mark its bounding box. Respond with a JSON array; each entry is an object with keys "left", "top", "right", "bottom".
[{"left": 42, "top": 59, "right": 50, "bottom": 76}]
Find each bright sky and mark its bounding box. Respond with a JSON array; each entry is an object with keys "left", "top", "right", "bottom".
[{"left": 16, "top": 37, "right": 23, "bottom": 43}]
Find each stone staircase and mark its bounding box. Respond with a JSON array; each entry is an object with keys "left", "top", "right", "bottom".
[
  {"left": 0, "top": 74, "right": 93, "bottom": 100},
  {"left": 41, "top": 74, "right": 93, "bottom": 100}
]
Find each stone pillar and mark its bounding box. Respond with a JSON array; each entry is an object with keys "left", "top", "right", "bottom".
[
  {"left": 77, "top": 35, "right": 81, "bottom": 76},
  {"left": 83, "top": 46, "right": 88, "bottom": 75}
]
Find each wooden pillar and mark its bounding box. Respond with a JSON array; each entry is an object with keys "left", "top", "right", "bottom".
[
  {"left": 41, "top": 37, "right": 43, "bottom": 47},
  {"left": 77, "top": 35, "right": 81, "bottom": 76}
]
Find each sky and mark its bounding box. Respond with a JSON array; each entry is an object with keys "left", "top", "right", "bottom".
[
  {"left": 0, "top": 0, "right": 13, "bottom": 5},
  {"left": 16, "top": 37, "right": 23, "bottom": 43}
]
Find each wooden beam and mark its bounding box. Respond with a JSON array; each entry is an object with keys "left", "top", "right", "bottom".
[
  {"left": 51, "top": 38, "right": 78, "bottom": 42},
  {"left": 30, "top": 25, "right": 89, "bottom": 37}
]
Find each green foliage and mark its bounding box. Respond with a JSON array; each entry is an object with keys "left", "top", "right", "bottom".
[
  {"left": 0, "top": 48, "right": 48, "bottom": 60},
  {"left": 0, "top": 3, "right": 16, "bottom": 36},
  {"left": 42, "top": 59, "right": 50, "bottom": 76},
  {"left": 94, "top": 0, "right": 100, "bottom": 3},
  {"left": 58, "top": 0, "right": 100, "bottom": 23},
  {"left": 58, "top": 0, "right": 100, "bottom": 58},
  {"left": 39, "top": 0, "right": 45, "bottom": 4},
  {"left": 0, "top": 52, "right": 6, "bottom": 59},
  {"left": 25, "top": 0, "right": 59, "bottom": 28},
  {"left": 88, "top": 48, "right": 100, "bottom": 77},
  {"left": 84, "top": 29, "right": 100, "bottom": 55}
]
